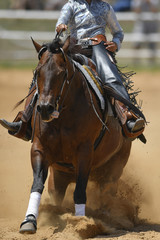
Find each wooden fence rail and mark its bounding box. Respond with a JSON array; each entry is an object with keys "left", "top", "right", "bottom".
[{"left": 0, "top": 10, "right": 159, "bottom": 60}]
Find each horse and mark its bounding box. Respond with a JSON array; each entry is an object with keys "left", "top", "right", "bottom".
[{"left": 19, "top": 36, "right": 132, "bottom": 233}]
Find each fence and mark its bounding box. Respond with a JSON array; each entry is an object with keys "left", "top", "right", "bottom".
[{"left": 0, "top": 10, "right": 160, "bottom": 61}]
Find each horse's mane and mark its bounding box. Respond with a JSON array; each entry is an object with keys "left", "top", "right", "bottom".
[
  {"left": 43, "top": 33, "right": 65, "bottom": 54},
  {"left": 47, "top": 39, "right": 62, "bottom": 53}
]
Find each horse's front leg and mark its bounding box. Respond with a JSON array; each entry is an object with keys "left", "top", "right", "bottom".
[
  {"left": 19, "top": 143, "right": 48, "bottom": 234},
  {"left": 74, "top": 142, "right": 93, "bottom": 216}
]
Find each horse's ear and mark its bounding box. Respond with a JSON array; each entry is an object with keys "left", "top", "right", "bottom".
[
  {"left": 62, "top": 36, "right": 70, "bottom": 53},
  {"left": 31, "top": 37, "right": 42, "bottom": 52}
]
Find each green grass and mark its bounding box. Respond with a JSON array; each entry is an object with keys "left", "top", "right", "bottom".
[
  {"left": 130, "top": 64, "right": 160, "bottom": 73},
  {"left": 0, "top": 18, "right": 134, "bottom": 33},
  {"left": 0, "top": 60, "right": 37, "bottom": 69},
  {"left": 0, "top": 19, "right": 57, "bottom": 32},
  {"left": 0, "top": 59, "right": 159, "bottom": 72},
  {"left": 0, "top": 0, "right": 10, "bottom": 9},
  {"left": 116, "top": 58, "right": 160, "bottom": 72}
]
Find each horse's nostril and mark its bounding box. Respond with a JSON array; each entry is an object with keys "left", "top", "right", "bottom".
[
  {"left": 47, "top": 105, "right": 54, "bottom": 114},
  {"left": 37, "top": 104, "right": 54, "bottom": 115},
  {"left": 37, "top": 105, "right": 41, "bottom": 113}
]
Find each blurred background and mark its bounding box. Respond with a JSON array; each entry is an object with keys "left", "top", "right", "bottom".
[
  {"left": 0, "top": 0, "right": 159, "bottom": 69},
  {"left": 0, "top": 2, "right": 160, "bottom": 236}
]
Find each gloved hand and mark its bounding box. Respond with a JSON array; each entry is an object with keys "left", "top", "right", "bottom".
[
  {"left": 104, "top": 41, "right": 117, "bottom": 52},
  {"left": 56, "top": 24, "right": 68, "bottom": 33}
]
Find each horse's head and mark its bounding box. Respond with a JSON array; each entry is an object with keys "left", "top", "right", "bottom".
[{"left": 32, "top": 36, "right": 74, "bottom": 122}]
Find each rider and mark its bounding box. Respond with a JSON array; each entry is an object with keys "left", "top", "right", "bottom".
[{"left": 0, "top": 0, "right": 145, "bottom": 142}]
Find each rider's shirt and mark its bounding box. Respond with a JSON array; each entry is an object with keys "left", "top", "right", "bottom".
[{"left": 56, "top": 0, "right": 124, "bottom": 50}]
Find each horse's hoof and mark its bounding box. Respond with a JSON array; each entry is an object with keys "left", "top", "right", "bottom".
[
  {"left": 19, "top": 222, "right": 36, "bottom": 234},
  {"left": 19, "top": 214, "right": 37, "bottom": 234}
]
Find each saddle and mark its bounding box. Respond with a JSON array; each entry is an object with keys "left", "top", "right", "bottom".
[{"left": 71, "top": 52, "right": 145, "bottom": 142}]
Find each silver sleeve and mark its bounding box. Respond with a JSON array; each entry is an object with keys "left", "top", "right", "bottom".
[
  {"left": 106, "top": 5, "right": 124, "bottom": 51},
  {"left": 56, "top": 3, "right": 73, "bottom": 28}
]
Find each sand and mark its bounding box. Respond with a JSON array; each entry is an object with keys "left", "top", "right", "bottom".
[{"left": 0, "top": 69, "right": 160, "bottom": 239}]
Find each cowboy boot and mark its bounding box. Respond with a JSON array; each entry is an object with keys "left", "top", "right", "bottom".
[
  {"left": 0, "top": 119, "right": 22, "bottom": 132},
  {"left": 126, "top": 118, "right": 145, "bottom": 133},
  {"left": 0, "top": 82, "right": 37, "bottom": 141},
  {"left": 0, "top": 109, "right": 32, "bottom": 142},
  {"left": 0, "top": 118, "right": 32, "bottom": 141},
  {"left": 114, "top": 100, "right": 145, "bottom": 142}
]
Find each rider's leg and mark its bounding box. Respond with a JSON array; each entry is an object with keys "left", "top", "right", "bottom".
[
  {"left": 0, "top": 80, "right": 37, "bottom": 141},
  {"left": 92, "top": 42, "right": 145, "bottom": 137}
]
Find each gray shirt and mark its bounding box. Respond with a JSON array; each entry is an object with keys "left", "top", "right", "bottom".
[{"left": 56, "top": 0, "right": 124, "bottom": 50}]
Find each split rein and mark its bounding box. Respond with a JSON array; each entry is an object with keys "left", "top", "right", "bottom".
[{"left": 53, "top": 48, "right": 76, "bottom": 114}]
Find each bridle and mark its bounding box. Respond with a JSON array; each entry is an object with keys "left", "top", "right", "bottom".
[
  {"left": 36, "top": 45, "right": 76, "bottom": 116},
  {"left": 31, "top": 44, "right": 76, "bottom": 142},
  {"left": 37, "top": 30, "right": 77, "bottom": 114},
  {"left": 54, "top": 47, "right": 76, "bottom": 113}
]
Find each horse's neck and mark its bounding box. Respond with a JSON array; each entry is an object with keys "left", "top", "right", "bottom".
[{"left": 60, "top": 68, "right": 87, "bottom": 113}]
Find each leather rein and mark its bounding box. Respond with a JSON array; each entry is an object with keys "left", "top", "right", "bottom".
[{"left": 54, "top": 48, "right": 76, "bottom": 114}]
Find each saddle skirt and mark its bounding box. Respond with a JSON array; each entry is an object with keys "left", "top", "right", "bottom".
[{"left": 72, "top": 59, "right": 113, "bottom": 116}]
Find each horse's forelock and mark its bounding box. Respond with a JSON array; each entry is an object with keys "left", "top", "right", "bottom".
[
  {"left": 35, "top": 38, "right": 63, "bottom": 72},
  {"left": 48, "top": 38, "right": 62, "bottom": 54}
]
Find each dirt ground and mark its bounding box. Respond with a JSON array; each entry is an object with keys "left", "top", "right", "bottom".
[{"left": 0, "top": 69, "right": 160, "bottom": 240}]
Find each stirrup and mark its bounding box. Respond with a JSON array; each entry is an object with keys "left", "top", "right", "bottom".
[
  {"left": 114, "top": 100, "right": 146, "bottom": 142},
  {"left": 122, "top": 121, "right": 145, "bottom": 141},
  {"left": 0, "top": 119, "right": 22, "bottom": 132},
  {"left": 127, "top": 118, "right": 145, "bottom": 133}
]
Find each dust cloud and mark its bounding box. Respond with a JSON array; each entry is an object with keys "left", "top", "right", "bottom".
[{"left": 0, "top": 70, "right": 160, "bottom": 239}]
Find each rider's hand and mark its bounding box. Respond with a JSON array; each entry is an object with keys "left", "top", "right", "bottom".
[
  {"left": 56, "top": 24, "right": 68, "bottom": 33},
  {"left": 104, "top": 41, "right": 117, "bottom": 52}
]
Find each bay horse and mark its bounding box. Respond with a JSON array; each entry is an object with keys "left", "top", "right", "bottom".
[{"left": 19, "top": 36, "right": 132, "bottom": 233}]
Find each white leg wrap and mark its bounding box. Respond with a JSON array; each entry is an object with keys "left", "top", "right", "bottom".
[
  {"left": 75, "top": 204, "right": 85, "bottom": 216},
  {"left": 25, "top": 192, "right": 41, "bottom": 219}
]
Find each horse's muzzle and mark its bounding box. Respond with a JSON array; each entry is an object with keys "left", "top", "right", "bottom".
[{"left": 37, "top": 103, "right": 58, "bottom": 122}]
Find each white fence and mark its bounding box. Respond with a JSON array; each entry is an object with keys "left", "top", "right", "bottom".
[
  {"left": 0, "top": 10, "right": 160, "bottom": 60},
  {"left": 0, "top": 10, "right": 160, "bottom": 20}
]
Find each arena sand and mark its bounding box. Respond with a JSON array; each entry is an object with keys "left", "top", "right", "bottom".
[{"left": 0, "top": 69, "right": 160, "bottom": 240}]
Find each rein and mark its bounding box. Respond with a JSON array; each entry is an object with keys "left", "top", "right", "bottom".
[
  {"left": 83, "top": 75, "right": 109, "bottom": 131},
  {"left": 35, "top": 47, "right": 76, "bottom": 119},
  {"left": 55, "top": 48, "right": 76, "bottom": 113}
]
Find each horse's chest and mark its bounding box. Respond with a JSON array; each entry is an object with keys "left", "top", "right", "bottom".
[
  {"left": 60, "top": 127, "right": 76, "bottom": 158},
  {"left": 43, "top": 126, "right": 75, "bottom": 163}
]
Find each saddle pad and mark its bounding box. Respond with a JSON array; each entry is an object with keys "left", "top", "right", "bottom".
[{"left": 73, "top": 60, "right": 105, "bottom": 110}]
